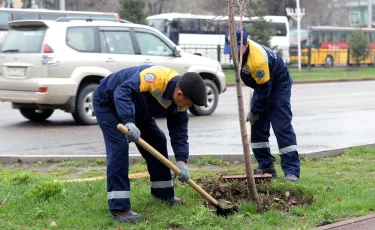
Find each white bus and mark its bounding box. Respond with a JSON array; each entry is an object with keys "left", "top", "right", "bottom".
[
  {"left": 0, "top": 8, "right": 120, "bottom": 43},
  {"left": 146, "top": 13, "right": 290, "bottom": 64}
]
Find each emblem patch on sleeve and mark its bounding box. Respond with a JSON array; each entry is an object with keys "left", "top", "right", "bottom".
[
  {"left": 144, "top": 73, "right": 156, "bottom": 83},
  {"left": 256, "top": 70, "right": 265, "bottom": 79}
]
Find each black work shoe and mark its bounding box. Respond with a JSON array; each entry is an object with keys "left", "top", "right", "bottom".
[
  {"left": 167, "top": 197, "right": 184, "bottom": 206},
  {"left": 109, "top": 210, "right": 142, "bottom": 223},
  {"left": 254, "top": 164, "right": 277, "bottom": 179}
]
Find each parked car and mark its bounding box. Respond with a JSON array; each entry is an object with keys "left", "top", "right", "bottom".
[{"left": 0, "top": 18, "right": 226, "bottom": 125}]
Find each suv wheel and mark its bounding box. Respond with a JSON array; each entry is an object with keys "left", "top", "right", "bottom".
[
  {"left": 19, "top": 108, "right": 54, "bottom": 121},
  {"left": 72, "top": 83, "right": 97, "bottom": 125},
  {"left": 188, "top": 79, "right": 219, "bottom": 116}
]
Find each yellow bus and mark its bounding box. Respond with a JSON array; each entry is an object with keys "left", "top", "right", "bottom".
[{"left": 289, "top": 26, "right": 375, "bottom": 67}]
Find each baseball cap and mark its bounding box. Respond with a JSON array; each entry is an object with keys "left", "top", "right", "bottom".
[
  {"left": 224, "top": 27, "right": 248, "bottom": 55},
  {"left": 179, "top": 72, "right": 207, "bottom": 106}
]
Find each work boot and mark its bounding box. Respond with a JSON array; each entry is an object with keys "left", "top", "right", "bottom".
[
  {"left": 284, "top": 174, "right": 300, "bottom": 183},
  {"left": 254, "top": 164, "right": 277, "bottom": 179},
  {"left": 109, "top": 210, "right": 142, "bottom": 223},
  {"left": 166, "top": 197, "right": 184, "bottom": 206}
]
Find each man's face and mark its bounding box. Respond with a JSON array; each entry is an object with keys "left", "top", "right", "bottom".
[
  {"left": 173, "top": 90, "right": 193, "bottom": 108},
  {"left": 239, "top": 43, "right": 248, "bottom": 59}
]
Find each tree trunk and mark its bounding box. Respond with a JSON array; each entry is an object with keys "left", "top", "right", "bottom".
[{"left": 227, "top": 0, "right": 260, "bottom": 207}]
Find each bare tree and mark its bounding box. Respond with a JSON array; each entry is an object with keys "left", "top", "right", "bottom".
[
  {"left": 228, "top": 0, "right": 261, "bottom": 208},
  {"left": 147, "top": 0, "right": 175, "bottom": 15}
]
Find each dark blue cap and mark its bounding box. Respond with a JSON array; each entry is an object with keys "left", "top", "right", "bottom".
[{"left": 224, "top": 27, "right": 248, "bottom": 55}]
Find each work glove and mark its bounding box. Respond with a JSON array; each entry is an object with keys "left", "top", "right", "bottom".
[
  {"left": 246, "top": 111, "right": 259, "bottom": 125},
  {"left": 124, "top": 122, "right": 140, "bottom": 142},
  {"left": 175, "top": 161, "right": 190, "bottom": 183}
]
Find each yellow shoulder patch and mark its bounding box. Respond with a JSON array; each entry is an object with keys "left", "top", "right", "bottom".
[
  {"left": 139, "top": 66, "right": 180, "bottom": 108},
  {"left": 246, "top": 41, "right": 271, "bottom": 85}
]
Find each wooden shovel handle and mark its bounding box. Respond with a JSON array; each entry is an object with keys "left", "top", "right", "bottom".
[{"left": 117, "top": 124, "right": 218, "bottom": 206}]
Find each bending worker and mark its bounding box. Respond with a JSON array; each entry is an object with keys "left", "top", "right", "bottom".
[
  {"left": 93, "top": 64, "right": 207, "bottom": 223},
  {"left": 224, "top": 28, "right": 300, "bottom": 182}
]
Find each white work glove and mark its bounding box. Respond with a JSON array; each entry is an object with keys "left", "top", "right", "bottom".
[
  {"left": 175, "top": 161, "right": 190, "bottom": 183},
  {"left": 246, "top": 111, "right": 259, "bottom": 125},
  {"left": 124, "top": 122, "right": 140, "bottom": 142}
]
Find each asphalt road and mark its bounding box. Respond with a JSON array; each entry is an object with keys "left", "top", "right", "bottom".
[{"left": 1, "top": 81, "right": 375, "bottom": 157}]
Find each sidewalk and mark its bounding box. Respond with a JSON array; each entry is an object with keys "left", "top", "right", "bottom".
[{"left": 313, "top": 214, "right": 375, "bottom": 230}]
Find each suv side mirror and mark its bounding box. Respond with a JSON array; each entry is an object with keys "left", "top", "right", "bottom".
[{"left": 174, "top": 46, "right": 181, "bottom": 57}]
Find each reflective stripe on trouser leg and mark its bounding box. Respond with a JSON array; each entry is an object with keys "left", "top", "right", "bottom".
[
  {"left": 93, "top": 100, "right": 131, "bottom": 211},
  {"left": 250, "top": 101, "right": 275, "bottom": 169},
  {"left": 268, "top": 98, "right": 300, "bottom": 177},
  {"left": 135, "top": 119, "right": 174, "bottom": 200}
]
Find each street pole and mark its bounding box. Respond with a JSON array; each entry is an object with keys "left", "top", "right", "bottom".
[
  {"left": 286, "top": 0, "right": 305, "bottom": 71},
  {"left": 59, "top": 0, "right": 65, "bottom": 10},
  {"left": 368, "top": 0, "right": 372, "bottom": 28}
]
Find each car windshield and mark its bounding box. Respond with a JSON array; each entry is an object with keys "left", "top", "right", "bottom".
[{"left": 0, "top": 26, "right": 46, "bottom": 53}]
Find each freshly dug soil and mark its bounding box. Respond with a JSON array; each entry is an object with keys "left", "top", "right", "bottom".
[{"left": 196, "top": 176, "right": 313, "bottom": 212}]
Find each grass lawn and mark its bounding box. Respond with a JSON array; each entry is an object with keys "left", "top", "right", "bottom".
[
  {"left": 223, "top": 67, "right": 375, "bottom": 84},
  {"left": 1, "top": 147, "right": 375, "bottom": 229}
]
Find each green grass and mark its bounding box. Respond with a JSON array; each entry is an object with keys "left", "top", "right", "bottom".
[
  {"left": 1, "top": 147, "right": 375, "bottom": 229},
  {"left": 224, "top": 67, "right": 375, "bottom": 84},
  {"left": 195, "top": 156, "right": 229, "bottom": 166}
]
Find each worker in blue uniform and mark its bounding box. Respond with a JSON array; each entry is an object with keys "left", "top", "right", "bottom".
[
  {"left": 93, "top": 65, "right": 207, "bottom": 223},
  {"left": 224, "top": 28, "right": 300, "bottom": 183}
]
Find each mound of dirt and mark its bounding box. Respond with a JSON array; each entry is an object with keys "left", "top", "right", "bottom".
[{"left": 196, "top": 176, "right": 313, "bottom": 212}]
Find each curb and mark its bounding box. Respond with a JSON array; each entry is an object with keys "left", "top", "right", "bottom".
[
  {"left": 225, "top": 78, "right": 375, "bottom": 87},
  {"left": 313, "top": 214, "right": 375, "bottom": 230},
  {"left": 1, "top": 144, "right": 374, "bottom": 164}
]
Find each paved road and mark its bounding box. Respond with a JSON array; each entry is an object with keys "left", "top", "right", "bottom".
[{"left": 1, "top": 81, "right": 375, "bottom": 157}]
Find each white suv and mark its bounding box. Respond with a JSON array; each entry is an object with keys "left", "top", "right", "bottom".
[{"left": 0, "top": 18, "right": 226, "bottom": 125}]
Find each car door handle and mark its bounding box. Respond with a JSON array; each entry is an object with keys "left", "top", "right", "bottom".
[
  {"left": 144, "top": 59, "right": 153, "bottom": 63},
  {"left": 106, "top": 58, "right": 115, "bottom": 63}
]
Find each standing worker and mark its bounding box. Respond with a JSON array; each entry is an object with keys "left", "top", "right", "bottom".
[
  {"left": 224, "top": 28, "right": 300, "bottom": 182},
  {"left": 93, "top": 64, "right": 207, "bottom": 223}
]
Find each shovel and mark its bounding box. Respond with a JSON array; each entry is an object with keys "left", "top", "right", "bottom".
[{"left": 117, "top": 124, "right": 237, "bottom": 216}]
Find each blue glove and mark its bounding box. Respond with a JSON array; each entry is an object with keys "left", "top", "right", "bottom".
[
  {"left": 246, "top": 111, "right": 259, "bottom": 125},
  {"left": 124, "top": 122, "right": 140, "bottom": 142},
  {"left": 175, "top": 161, "right": 190, "bottom": 183}
]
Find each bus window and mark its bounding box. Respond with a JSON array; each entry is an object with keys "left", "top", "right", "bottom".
[
  {"left": 0, "top": 12, "right": 10, "bottom": 29},
  {"left": 271, "top": 22, "right": 287, "bottom": 36},
  {"left": 200, "top": 20, "right": 217, "bottom": 34},
  {"left": 338, "top": 31, "right": 347, "bottom": 43},
  {"left": 321, "top": 31, "right": 333, "bottom": 43},
  {"left": 332, "top": 31, "right": 340, "bottom": 43},
  {"left": 13, "top": 13, "right": 39, "bottom": 20},
  {"left": 218, "top": 20, "right": 228, "bottom": 34},
  {"left": 311, "top": 31, "right": 321, "bottom": 47},
  {"left": 179, "top": 18, "right": 199, "bottom": 34},
  {"left": 147, "top": 19, "right": 169, "bottom": 34},
  {"left": 40, "top": 14, "right": 64, "bottom": 20}
]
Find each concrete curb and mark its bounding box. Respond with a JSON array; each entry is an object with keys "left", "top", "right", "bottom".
[
  {"left": 313, "top": 214, "right": 375, "bottom": 230},
  {"left": 1, "top": 144, "right": 374, "bottom": 164},
  {"left": 225, "top": 78, "right": 375, "bottom": 87}
]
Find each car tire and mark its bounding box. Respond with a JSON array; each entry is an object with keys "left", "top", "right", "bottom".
[
  {"left": 19, "top": 108, "right": 54, "bottom": 121},
  {"left": 72, "top": 83, "right": 98, "bottom": 125},
  {"left": 325, "top": 55, "right": 334, "bottom": 67},
  {"left": 188, "top": 79, "right": 219, "bottom": 116}
]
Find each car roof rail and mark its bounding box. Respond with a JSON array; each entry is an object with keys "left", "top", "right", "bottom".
[{"left": 55, "top": 17, "right": 132, "bottom": 24}]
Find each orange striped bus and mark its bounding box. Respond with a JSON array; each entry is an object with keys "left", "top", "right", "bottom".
[{"left": 289, "top": 26, "right": 375, "bottom": 67}]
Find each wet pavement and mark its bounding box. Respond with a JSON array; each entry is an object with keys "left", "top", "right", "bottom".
[{"left": 0, "top": 81, "right": 375, "bottom": 157}]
